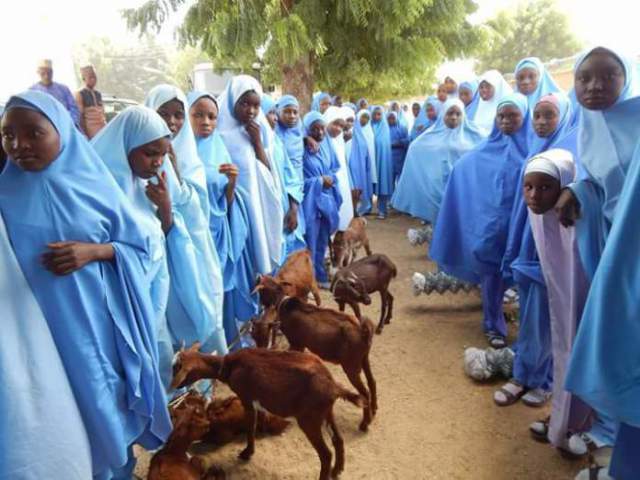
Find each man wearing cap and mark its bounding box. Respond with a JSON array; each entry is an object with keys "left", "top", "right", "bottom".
[
  {"left": 30, "top": 59, "right": 80, "bottom": 125},
  {"left": 74, "top": 65, "right": 106, "bottom": 138}
]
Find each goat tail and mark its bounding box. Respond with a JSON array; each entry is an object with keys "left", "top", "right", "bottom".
[{"left": 336, "top": 384, "right": 366, "bottom": 408}]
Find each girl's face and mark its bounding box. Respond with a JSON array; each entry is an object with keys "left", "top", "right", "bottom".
[
  {"left": 437, "top": 85, "right": 448, "bottom": 102},
  {"left": 359, "top": 113, "right": 370, "bottom": 126},
  {"left": 234, "top": 90, "right": 261, "bottom": 125},
  {"left": 387, "top": 114, "right": 397, "bottom": 126},
  {"left": 128, "top": 137, "right": 170, "bottom": 179},
  {"left": 1, "top": 107, "right": 60, "bottom": 172},
  {"left": 533, "top": 102, "right": 560, "bottom": 138},
  {"left": 157, "top": 99, "right": 185, "bottom": 137},
  {"left": 309, "top": 121, "right": 325, "bottom": 142},
  {"left": 444, "top": 106, "right": 462, "bottom": 129},
  {"left": 327, "top": 120, "right": 343, "bottom": 138},
  {"left": 445, "top": 78, "right": 458, "bottom": 94},
  {"left": 189, "top": 97, "right": 218, "bottom": 138},
  {"left": 479, "top": 81, "right": 495, "bottom": 101},
  {"left": 372, "top": 109, "right": 383, "bottom": 123},
  {"left": 390, "top": 102, "right": 400, "bottom": 112},
  {"left": 280, "top": 105, "right": 299, "bottom": 128},
  {"left": 458, "top": 87, "right": 473, "bottom": 106},
  {"left": 575, "top": 49, "right": 626, "bottom": 110},
  {"left": 426, "top": 104, "right": 437, "bottom": 120},
  {"left": 497, "top": 104, "right": 523, "bottom": 135},
  {"left": 412, "top": 103, "right": 420, "bottom": 117},
  {"left": 523, "top": 172, "right": 561, "bottom": 214},
  {"left": 266, "top": 110, "right": 278, "bottom": 129},
  {"left": 516, "top": 67, "right": 540, "bottom": 95},
  {"left": 346, "top": 117, "right": 355, "bottom": 129},
  {"left": 359, "top": 99, "right": 369, "bottom": 110},
  {"left": 319, "top": 98, "right": 331, "bottom": 114}
]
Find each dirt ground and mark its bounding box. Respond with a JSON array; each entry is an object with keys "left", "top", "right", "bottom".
[{"left": 136, "top": 212, "right": 587, "bottom": 480}]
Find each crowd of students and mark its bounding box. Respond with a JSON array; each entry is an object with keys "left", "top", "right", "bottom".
[{"left": 0, "top": 45, "right": 639, "bottom": 479}]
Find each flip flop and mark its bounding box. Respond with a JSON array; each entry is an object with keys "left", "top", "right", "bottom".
[
  {"left": 494, "top": 380, "right": 527, "bottom": 406},
  {"left": 522, "top": 388, "right": 551, "bottom": 407}
]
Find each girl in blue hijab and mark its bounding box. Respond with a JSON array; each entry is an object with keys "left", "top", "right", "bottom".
[
  {"left": 371, "top": 105, "right": 394, "bottom": 219},
  {"left": 262, "top": 94, "right": 306, "bottom": 256},
  {"left": 301, "top": 111, "right": 342, "bottom": 287},
  {"left": 458, "top": 79, "right": 480, "bottom": 121},
  {"left": 409, "top": 96, "right": 441, "bottom": 141},
  {"left": 387, "top": 111, "right": 409, "bottom": 186},
  {"left": 186, "top": 91, "right": 257, "bottom": 348},
  {"left": 144, "top": 85, "right": 226, "bottom": 355},
  {"left": 0, "top": 91, "right": 171, "bottom": 479},
  {"left": 350, "top": 109, "right": 374, "bottom": 215},
  {"left": 1, "top": 210, "right": 92, "bottom": 479},
  {"left": 311, "top": 92, "right": 332, "bottom": 113},
  {"left": 392, "top": 98, "right": 486, "bottom": 224},
  {"left": 430, "top": 93, "right": 530, "bottom": 350}
]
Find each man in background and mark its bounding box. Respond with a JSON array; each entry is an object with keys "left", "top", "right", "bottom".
[
  {"left": 30, "top": 59, "right": 80, "bottom": 125},
  {"left": 75, "top": 64, "right": 106, "bottom": 138}
]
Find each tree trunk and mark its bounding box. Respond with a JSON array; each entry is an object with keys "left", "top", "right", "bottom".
[{"left": 281, "top": 52, "right": 315, "bottom": 114}]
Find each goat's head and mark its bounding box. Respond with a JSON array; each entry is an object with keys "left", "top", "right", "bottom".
[
  {"left": 253, "top": 274, "right": 285, "bottom": 307},
  {"left": 331, "top": 232, "right": 347, "bottom": 268},
  {"left": 250, "top": 307, "right": 280, "bottom": 348},
  {"left": 169, "top": 390, "right": 210, "bottom": 443},
  {"left": 171, "top": 342, "right": 219, "bottom": 390},
  {"left": 331, "top": 271, "right": 371, "bottom": 305}
]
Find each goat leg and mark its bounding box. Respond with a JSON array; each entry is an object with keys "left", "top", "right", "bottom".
[
  {"left": 337, "top": 301, "right": 345, "bottom": 313},
  {"left": 326, "top": 407, "right": 345, "bottom": 478},
  {"left": 297, "top": 414, "right": 333, "bottom": 480},
  {"left": 349, "top": 302, "right": 362, "bottom": 321},
  {"left": 344, "top": 366, "right": 371, "bottom": 432},
  {"left": 238, "top": 401, "right": 257, "bottom": 461},
  {"left": 385, "top": 290, "right": 394, "bottom": 325},
  {"left": 376, "top": 292, "right": 386, "bottom": 334},
  {"left": 362, "top": 355, "right": 377, "bottom": 417},
  {"left": 363, "top": 239, "right": 372, "bottom": 256}
]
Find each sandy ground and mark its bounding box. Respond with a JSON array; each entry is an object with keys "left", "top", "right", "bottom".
[{"left": 136, "top": 212, "right": 588, "bottom": 479}]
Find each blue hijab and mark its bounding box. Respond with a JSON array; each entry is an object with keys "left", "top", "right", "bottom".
[
  {"left": 459, "top": 79, "right": 480, "bottom": 120},
  {"left": 430, "top": 93, "right": 530, "bottom": 283},
  {"left": 350, "top": 109, "right": 374, "bottom": 214},
  {"left": 515, "top": 57, "right": 562, "bottom": 110},
  {"left": 0, "top": 91, "right": 171, "bottom": 477},
  {"left": 392, "top": 98, "right": 487, "bottom": 223},
  {"left": 371, "top": 105, "right": 395, "bottom": 196},
  {"left": 311, "top": 92, "right": 331, "bottom": 112},
  {"left": 275, "top": 94, "right": 305, "bottom": 165},
  {"left": 565, "top": 100, "right": 640, "bottom": 427},
  {"left": 409, "top": 95, "right": 442, "bottom": 141}
]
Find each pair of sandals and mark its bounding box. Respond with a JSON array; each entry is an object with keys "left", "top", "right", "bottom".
[{"left": 493, "top": 380, "right": 551, "bottom": 407}]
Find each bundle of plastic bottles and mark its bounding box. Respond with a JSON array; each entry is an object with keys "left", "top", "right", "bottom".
[
  {"left": 407, "top": 225, "right": 433, "bottom": 246},
  {"left": 411, "top": 271, "right": 478, "bottom": 296},
  {"left": 463, "top": 346, "right": 515, "bottom": 381}
]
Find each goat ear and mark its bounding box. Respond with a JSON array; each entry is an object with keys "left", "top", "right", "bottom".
[
  {"left": 252, "top": 283, "right": 264, "bottom": 294},
  {"left": 188, "top": 341, "right": 201, "bottom": 352}
]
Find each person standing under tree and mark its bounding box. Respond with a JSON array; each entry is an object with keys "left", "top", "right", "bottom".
[
  {"left": 30, "top": 59, "right": 80, "bottom": 126},
  {"left": 75, "top": 64, "right": 106, "bottom": 138}
]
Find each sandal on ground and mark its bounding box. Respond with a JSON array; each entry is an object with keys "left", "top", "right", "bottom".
[
  {"left": 561, "top": 432, "right": 601, "bottom": 459},
  {"left": 522, "top": 388, "right": 551, "bottom": 407},
  {"left": 494, "top": 380, "right": 527, "bottom": 406},
  {"left": 486, "top": 333, "right": 507, "bottom": 349},
  {"left": 529, "top": 416, "right": 550, "bottom": 443}
]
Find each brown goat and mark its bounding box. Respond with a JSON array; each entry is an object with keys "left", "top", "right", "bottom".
[
  {"left": 331, "top": 254, "right": 397, "bottom": 334},
  {"left": 330, "top": 217, "right": 372, "bottom": 275},
  {"left": 255, "top": 249, "right": 322, "bottom": 307},
  {"left": 171, "top": 345, "right": 363, "bottom": 480},
  {"left": 203, "top": 395, "right": 290, "bottom": 445},
  {"left": 148, "top": 390, "right": 224, "bottom": 480},
  {"left": 254, "top": 279, "right": 376, "bottom": 432}
]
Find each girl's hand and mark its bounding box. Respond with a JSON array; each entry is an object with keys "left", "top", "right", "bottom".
[
  {"left": 305, "top": 136, "right": 320, "bottom": 153},
  {"left": 167, "top": 144, "right": 182, "bottom": 184},
  {"left": 245, "top": 121, "right": 262, "bottom": 147},
  {"left": 554, "top": 188, "right": 581, "bottom": 227},
  {"left": 284, "top": 205, "right": 299, "bottom": 233},
  {"left": 322, "top": 175, "right": 334, "bottom": 188},
  {"left": 42, "top": 241, "right": 114, "bottom": 276},
  {"left": 219, "top": 163, "right": 239, "bottom": 182},
  {"left": 146, "top": 172, "right": 173, "bottom": 232}
]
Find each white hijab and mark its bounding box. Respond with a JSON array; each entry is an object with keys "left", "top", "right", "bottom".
[
  {"left": 324, "top": 106, "right": 354, "bottom": 230},
  {"left": 474, "top": 70, "right": 513, "bottom": 134}
]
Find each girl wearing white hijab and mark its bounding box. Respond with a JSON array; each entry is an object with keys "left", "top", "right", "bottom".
[
  {"left": 216, "top": 75, "right": 285, "bottom": 274},
  {"left": 474, "top": 70, "right": 514, "bottom": 133},
  {"left": 324, "top": 105, "right": 354, "bottom": 231}
]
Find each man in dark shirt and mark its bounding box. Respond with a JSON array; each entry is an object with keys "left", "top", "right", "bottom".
[{"left": 75, "top": 65, "right": 107, "bottom": 138}]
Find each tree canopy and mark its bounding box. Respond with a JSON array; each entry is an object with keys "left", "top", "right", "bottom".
[
  {"left": 475, "top": 0, "right": 582, "bottom": 74},
  {"left": 124, "top": 0, "right": 482, "bottom": 109}
]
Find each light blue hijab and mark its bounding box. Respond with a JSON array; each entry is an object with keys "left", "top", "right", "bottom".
[
  {"left": 409, "top": 95, "right": 441, "bottom": 141},
  {"left": 459, "top": 79, "right": 480, "bottom": 120},
  {"left": 430, "top": 93, "right": 530, "bottom": 283},
  {"left": 515, "top": 57, "right": 563, "bottom": 110},
  {"left": 371, "top": 105, "right": 395, "bottom": 197},
  {"left": 1, "top": 211, "right": 92, "bottom": 479},
  {"left": 392, "top": 98, "right": 487, "bottom": 223},
  {"left": 350, "top": 109, "right": 374, "bottom": 215},
  {"left": 0, "top": 91, "right": 171, "bottom": 477},
  {"left": 311, "top": 91, "right": 331, "bottom": 112},
  {"left": 275, "top": 94, "right": 305, "bottom": 165}
]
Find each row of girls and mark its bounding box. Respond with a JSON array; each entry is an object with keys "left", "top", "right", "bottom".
[
  {"left": 393, "top": 48, "right": 640, "bottom": 479},
  {"left": 0, "top": 75, "right": 381, "bottom": 479}
]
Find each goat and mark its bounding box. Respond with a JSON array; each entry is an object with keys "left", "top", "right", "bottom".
[
  {"left": 171, "top": 344, "right": 363, "bottom": 480},
  {"left": 254, "top": 276, "right": 377, "bottom": 432},
  {"left": 254, "top": 249, "right": 322, "bottom": 307},
  {"left": 148, "top": 390, "right": 224, "bottom": 480},
  {"left": 203, "top": 395, "right": 290, "bottom": 445},
  {"left": 331, "top": 254, "right": 397, "bottom": 334},
  {"left": 330, "top": 217, "right": 372, "bottom": 275}
]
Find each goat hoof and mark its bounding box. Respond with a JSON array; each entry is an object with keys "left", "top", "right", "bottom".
[
  {"left": 375, "top": 327, "right": 383, "bottom": 335},
  {"left": 331, "top": 466, "right": 343, "bottom": 478},
  {"left": 238, "top": 447, "right": 254, "bottom": 461},
  {"left": 359, "top": 421, "right": 369, "bottom": 432}
]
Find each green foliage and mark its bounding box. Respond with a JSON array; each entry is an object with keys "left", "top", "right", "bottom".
[
  {"left": 123, "top": 0, "right": 482, "bottom": 102},
  {"left": 476, "top": 0, "right": 582, "bottom": 74}
]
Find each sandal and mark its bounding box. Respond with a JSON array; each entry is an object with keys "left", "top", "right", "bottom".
[
  {"left": 529, "top": 416, "right": 550, "bottom": 443},
  {"left": 486, "top": 333, "right": 507, "bottom": 349},
  {"left": 494, "top": 380, "right": 527, "bottom": 406},
  {"left": 522, "top": 388, "right": 551, "bottom": 407}
]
